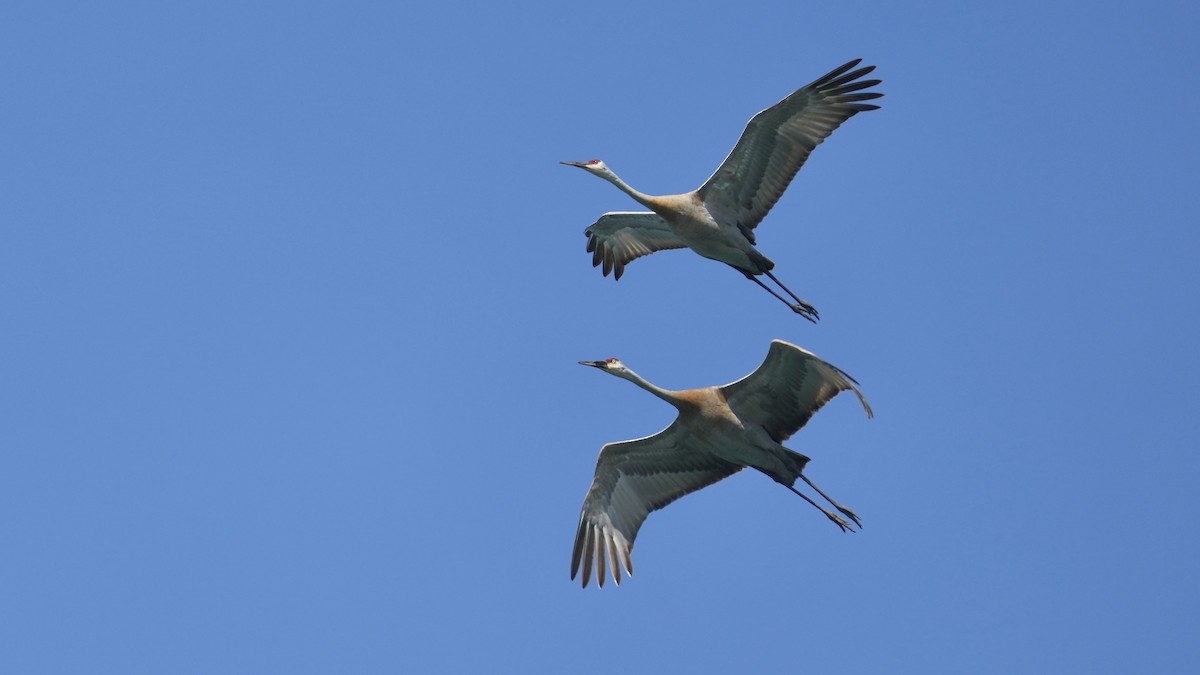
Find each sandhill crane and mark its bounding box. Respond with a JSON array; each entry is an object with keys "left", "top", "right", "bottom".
[
  {"left": 571, "top": 340, "right": 873, "bottom": 588},
  {"left": 563, "top": 59, "right": 882, "bottom": 322}
]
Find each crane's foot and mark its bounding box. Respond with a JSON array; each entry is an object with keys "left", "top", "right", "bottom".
[
  {"left": 834, "top": 504, "right": 862, "bottom": 530},
  {"left": 791, "top": 301, "right": 819, "bottom": 323},
  {"left": 821, "top": 509, "right": 855, "bottom": 532}
]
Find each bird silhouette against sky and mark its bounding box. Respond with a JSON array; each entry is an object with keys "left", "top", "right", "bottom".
[
  {"left": 572, "top": 340, "right": 873, "bottom": 588},
  {"left": 564, "top": 59, "right": 883, "bottom": 322}
]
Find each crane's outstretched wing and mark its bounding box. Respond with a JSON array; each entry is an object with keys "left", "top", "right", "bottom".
[
  {"left": 697, "top": 59, "right": 883, "bottom": 242},
  {"left": 583, "top": 212, "right": 687, "bottom": 280},
  {"left": 571, "top": 422, "right": 742, "bottom": 588},
  {"left": 722, "top": 340, "right": 873, "bottom": 444}
]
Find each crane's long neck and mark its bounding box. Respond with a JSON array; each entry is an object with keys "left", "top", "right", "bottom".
[
  {"left": 602, "top": 170, "right": 658, "bottom": 210},
  {"left": 621, "top": 368, "right": 686, "bottom": 410}
]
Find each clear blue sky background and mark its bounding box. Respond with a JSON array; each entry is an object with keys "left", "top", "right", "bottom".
[{"left": 3, "top": 2, "right": 1198, "bottom": 672}]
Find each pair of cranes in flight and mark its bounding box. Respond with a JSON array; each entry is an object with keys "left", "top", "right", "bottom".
[{"left": 562, "top": 59, "right": 883, "bottom": 587}]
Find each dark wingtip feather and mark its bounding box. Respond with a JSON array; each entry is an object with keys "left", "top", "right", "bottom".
[
  {"left": 596, "top": 533, "right": 607, "bottom": 588},
  {"left": 837, "top": 80, "right": 883, "bottom": 95},
  {"left": 807, "top": 59, "right": 863, "bottom": 90},
  {"left": 609, "top": 538, "right": 622, "bottom": 586},
  {"left": 824, "top": 65, "right": 877, "bottom": 90},
  {"left": 841, "top": 91, "right": 884, "bottom": 103},
  {"left": 580, "top": 525, "right": 594, "bottom": 588},
  {"left": 828, "top": 58, "right": 863, "bottom": 78},
  {"left": 570, "top": 523, "right": 585, "bottom": 581}
]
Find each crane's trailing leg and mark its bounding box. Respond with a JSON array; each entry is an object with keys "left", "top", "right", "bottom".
[
  {"left": 739, "top": 270, "right": 820, "bottom": 323},
  {"left": 798, "top": 474, "right": 862, "bottom": 529},
  {"left": 784, "top": 483, "right": 855, "bottom": 532}
]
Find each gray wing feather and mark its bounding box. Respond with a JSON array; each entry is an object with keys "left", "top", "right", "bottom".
[
  {"left": 583, "top": 212, "right": 687, "bottom": 280},
  {"left": 697, "top": 59, "right": 883, "bottom": 242},
  {"left": 721, "top": 340, "right": 873, "bottom": 443},
  {"left": 571, "top": 422, "right": 742, "bottom": 588}
]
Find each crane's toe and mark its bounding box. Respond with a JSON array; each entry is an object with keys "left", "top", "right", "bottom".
[
  {"left": 826, "top": 510, "right": 855, "bottom": 532},
  {"left": 837, "top": 505, "right": 862, "bottom": 529},
  {"left": 791, "top": 302, "right": 820, "bottom": 323}
]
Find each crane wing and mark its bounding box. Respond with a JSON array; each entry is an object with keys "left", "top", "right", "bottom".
[
  {"left": 697, "top": 59, "right": 883, "bottom": 242},
  {"left": 721, "top": 340, "right": 873, "bottom": 444},
  {"left": 583, "top": 212, "right": 687, "bottom": 280},
  {"left": 571, "top": 421, "right": 742, "bottom": 588}
]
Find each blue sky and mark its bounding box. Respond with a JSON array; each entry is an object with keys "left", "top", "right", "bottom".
[{"left": 3, "top": 1, "right": 1198, "bottom": 672}]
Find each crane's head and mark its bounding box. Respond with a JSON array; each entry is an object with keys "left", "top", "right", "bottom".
[
  {"left": 579, "top": 357, "right": 633, "bottom": 379},
  {"left": 561, "top": 159, "right": 615, "bottom": 181}
]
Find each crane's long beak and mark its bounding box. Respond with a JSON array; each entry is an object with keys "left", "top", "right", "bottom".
[
  {"left": 561, "top": 161, "right": 587, "bottom": 168},
  {"left": 578, "top": 360, "right": 606, "bottom": 369}
]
